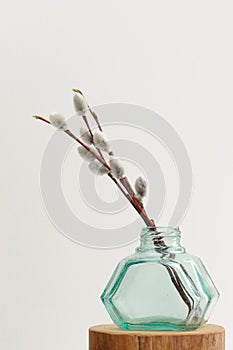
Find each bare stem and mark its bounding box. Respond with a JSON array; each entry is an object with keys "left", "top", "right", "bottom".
[
  {"left": 130, "top": 197, "right": 155, "bottom": 227},
  {"left": 120, "top": 176, "right": 135, "bottom": 198},
  {"left": 82, "top": 115, "right": 94, "bottom": 140},
  {"left": 33, "top": 116, "right": 50, "bottom": 124},
  {"left": 89, "top": 108, "right": 103, "bottom": 132},
  {"left": 107, "top": 172, "right": 130, "bottom": 199}
]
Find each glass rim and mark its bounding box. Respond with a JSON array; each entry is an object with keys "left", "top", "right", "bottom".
[{"left": 141, "top": 226, "right": 181, "bottom": 236}]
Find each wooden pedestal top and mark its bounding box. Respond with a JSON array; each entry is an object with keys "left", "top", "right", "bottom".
[{"left": 89, "top": 324, "right": 225, "bottom": 350}]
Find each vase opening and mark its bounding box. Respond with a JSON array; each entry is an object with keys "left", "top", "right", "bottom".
[{"left": 137, "top": 226, "right": 185, "bottom": 254}]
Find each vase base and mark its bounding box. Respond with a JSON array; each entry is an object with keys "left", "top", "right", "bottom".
[{"left": 113, "top": 316, "right": 203, "bottom": 331}]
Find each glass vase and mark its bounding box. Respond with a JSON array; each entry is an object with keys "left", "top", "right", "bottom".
[{"left": 101, "top": 226, "right": 219, "bottom": 331}]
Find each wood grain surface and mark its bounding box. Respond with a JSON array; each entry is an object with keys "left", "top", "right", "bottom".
[{"left": 89, "top": 324, "right": 225, "bottom": 350}]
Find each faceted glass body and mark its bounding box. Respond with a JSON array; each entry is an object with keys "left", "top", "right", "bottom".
[{"left": 101, "top": 227, "right": 219, "bottom": 331}]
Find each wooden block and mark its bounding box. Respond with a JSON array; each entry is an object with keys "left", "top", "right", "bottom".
[{"left": 89, "top": 324, "right": 225, "bottom": 350}]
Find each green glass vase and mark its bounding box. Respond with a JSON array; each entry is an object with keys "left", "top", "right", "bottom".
[{"left": 101, "top": 227, "right": 219, "bottom": 331}]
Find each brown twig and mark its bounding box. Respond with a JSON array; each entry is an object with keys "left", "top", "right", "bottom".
[
  {"left": 161, "top": 263, "right": 194, "bottom": 316},
  {"left": 107, "top": 172, "right": 130, "bottom": 199},
  {"left": 89, "top": 108, "right": 103, "bottom": 132},
  {"left": 82, "top": 115, "right": 94, "bottom": 140},
  {"left": 120, "top": 176, "right": 135, "bottom": 199}
]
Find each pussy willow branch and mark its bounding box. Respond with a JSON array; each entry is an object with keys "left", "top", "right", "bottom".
[
  {"left": 34, "top": 114, "right": 194, "bottom": 315},
  {"left": 33, "top": 116, "right": 154, "bottom": 226}
]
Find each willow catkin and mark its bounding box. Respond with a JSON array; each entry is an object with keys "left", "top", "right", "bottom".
[
  {"left": 49, "top": 112, "right": 68, "bottom": 130},
  {"left": 73, "top": 91, "right": 88, "bottom": 116},
  {"left": 77, "top": 147, "right": 95, "bottom": 162},
  {"left": 93, "top": 131, "right": 110, "bottom": 153},
  {"left": 109, "top": 157, "right": 125, "bottom": 179},
  {"left": 80, "top": 127, "right": 93, "bottom": 145},
  {"left": 88, "top": 160, "right": 108, "bottom": 176},
  {"left": 135, "top": 176, "right": 147, "bottom": 198}
]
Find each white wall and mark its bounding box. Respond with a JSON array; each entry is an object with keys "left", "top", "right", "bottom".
[{"left": 0, "top": 0, "right": 232, "bottom": 349}]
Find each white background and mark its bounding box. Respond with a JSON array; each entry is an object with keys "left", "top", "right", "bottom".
[{"left": 1, "top": 0, "right": 232, "bottom": 349}]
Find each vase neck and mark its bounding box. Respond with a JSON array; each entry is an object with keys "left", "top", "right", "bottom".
[{"left": 136, "top": 226, "right": 185, "bottom": 254}]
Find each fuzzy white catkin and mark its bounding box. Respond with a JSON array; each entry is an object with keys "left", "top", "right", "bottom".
[
  {"left": 109, "top": 157, "right": 125, "bottom": 179},
  {"left": 93, "top": 131, "right": 110, "bottom": 152},
  {"left": 77, "top": 147, "right": 95, "bottom": 162},
  {"left": 49, "top": 113, "right": 68, "bottom": 130},
  {"left": 73, "top": 92, "right": 88, "bottom": 116},
  {"left": 88, "top": 160, "right": 108, "bottom": 176},
  {"left": 135, "top": 176, "right": 147, "bottom": 198},
  {"left": 80, "top": 127, "right": 93, "bottom": 145}
]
